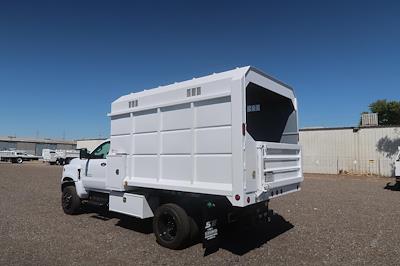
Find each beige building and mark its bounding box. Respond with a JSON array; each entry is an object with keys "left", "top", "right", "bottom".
[
  {"left": 300, "top": 126, "right": 400, "bottom": 177},
  {"left": 76, "top": 138, "right": 106, "bottom": 152},
  {"left": 0, "top": 136, "right": 76, "bottom": 156}
]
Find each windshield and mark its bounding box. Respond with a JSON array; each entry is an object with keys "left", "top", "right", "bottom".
[{"left": 91, "top": 142, "right": 110, "bottom": 159}]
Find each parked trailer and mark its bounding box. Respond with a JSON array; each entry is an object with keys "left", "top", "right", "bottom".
[
  {"left": 61, "top": 66, "right": 303, "bottom": 249},
  {"left": 42, "top": 149, "right": 80, "bottom": 165},
  {"left": 0, "top": 150, "right": 41, "bottom": 164}
]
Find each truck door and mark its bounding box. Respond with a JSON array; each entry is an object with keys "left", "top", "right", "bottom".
[{"left": 82, "top": 141, "right": 110, "bottom": 190}]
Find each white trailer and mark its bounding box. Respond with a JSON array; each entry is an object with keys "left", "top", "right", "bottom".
[
  {"left": 42, "top": 149, "right": 80, "bottom": 165},
  {"left": 0, "top": 150, "right": 41, "bottom": 164},
  {"left": 61, "top": 66, "right": 303, "bottom": 249}
]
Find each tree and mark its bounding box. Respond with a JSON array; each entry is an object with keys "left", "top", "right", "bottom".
[{"left": 368, "top": 99, "right": 400, "bottom": 125}]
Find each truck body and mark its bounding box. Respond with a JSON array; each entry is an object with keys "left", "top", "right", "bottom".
[
  {"left": 0, "top": 150, "right": 41, "bottom": 164},
  {"left": 42, "top": 149, "right": 80, "bottom": 165},
  {"left": 61, "top": 66, "right": 303, "bottom": 249}
]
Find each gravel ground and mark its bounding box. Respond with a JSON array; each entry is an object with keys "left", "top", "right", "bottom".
[{"left": 0, "top": 162, "right": 399, "bottom": 265}]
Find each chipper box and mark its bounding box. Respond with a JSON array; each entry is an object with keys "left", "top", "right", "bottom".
[{"left": 61, "top": 66, "right": 303, "bottom": 249}]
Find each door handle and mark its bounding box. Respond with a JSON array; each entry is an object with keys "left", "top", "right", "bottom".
[{"left": 101, "top": 162, "right": 106, "bottom": 167}]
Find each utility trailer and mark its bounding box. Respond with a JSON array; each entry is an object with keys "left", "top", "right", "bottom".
[
  {"left": 42, "top": 149, "right": 80, "bottom": 165},
  {"left": 0, "top": 150, "right": 41, "bottom": 164},
  {"left": 61, "top": 66, "right": 303, "bottom": 249}
]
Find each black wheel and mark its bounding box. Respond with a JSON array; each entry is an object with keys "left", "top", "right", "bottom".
[
  {"left": 188, "top": 216, "right": 200, "bottom": 243},
  {"left": 61, "top": 186, "right": 81, "bottom": 215},
  {"left": 16, "top": 157, "right": 23, "bottom": 164},
  {"left": 153, "top": 203, "right": 191, "bottom": 249}
]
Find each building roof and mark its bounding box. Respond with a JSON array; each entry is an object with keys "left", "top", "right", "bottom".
[
  {"left": 0, "top": 136, "right": 76, "bottom": 145},
  {"left": 300, "top": 125, "right": 400, "bottom": 131},
  {"left": 75, "top": 138, "right": 107, "bottom": 141}
]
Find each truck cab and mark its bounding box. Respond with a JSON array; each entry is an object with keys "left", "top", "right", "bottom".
[{"left": 62, "top": 140, "right": 110, "bottom": 196}]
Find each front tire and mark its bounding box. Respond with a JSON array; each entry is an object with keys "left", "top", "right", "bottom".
[
  {"left": 153, "top": 203, "right": 191, "bottom": 249},
  {"left": 61, "top": 186, "right": 81, "bottom": 215},
  {"left": 16, "top": 157, "right": 23, "bottom": 164}
]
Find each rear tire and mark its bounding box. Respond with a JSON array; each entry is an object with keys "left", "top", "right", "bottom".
[
  {"left": 153, "top": 203, "right": 191, "bottom": 249},
  {"left": 61, "top": 186, "right": 81, "bottom": 215},
  {"left": 188, "top": 216, "right": 200, "bottom": 243},
  {"left": 16, "top": 157, "right": 23, "bottom": 164}
]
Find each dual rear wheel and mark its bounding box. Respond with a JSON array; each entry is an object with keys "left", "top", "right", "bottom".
[
  {"left": 152, "top": 203, "right": 199, "bottom": 249},
  {"left": 61, "top": 186, "right": 199, "bottom": 249}
]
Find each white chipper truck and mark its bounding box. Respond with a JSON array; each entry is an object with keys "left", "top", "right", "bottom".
[{"left": 61, "top": 66, "right": 303, "bottom": 249}]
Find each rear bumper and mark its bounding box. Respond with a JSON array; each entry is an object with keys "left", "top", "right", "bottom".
[
  {"left": 256, "top": 182, "right": 302, "bottom": 202},
  {"left": 227, "top": 200, "right": 271, "bottom": 224}
]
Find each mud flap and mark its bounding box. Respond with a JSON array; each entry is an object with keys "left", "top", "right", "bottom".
[{"left": 202, "top": 201, "right": 219, "bottom": 251}]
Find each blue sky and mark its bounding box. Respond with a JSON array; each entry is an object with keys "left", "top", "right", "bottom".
[{"left": 0, "top": 0, "right": 399, "bottom": 139}]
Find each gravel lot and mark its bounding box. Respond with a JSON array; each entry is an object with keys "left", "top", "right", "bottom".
[{"left": 0, "top": 162, "right": 399, "bottom": 265}]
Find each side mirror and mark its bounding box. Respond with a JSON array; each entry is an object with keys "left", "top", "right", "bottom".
[{"left": 79, "top": 148, "right": 91, "bottom": 159}]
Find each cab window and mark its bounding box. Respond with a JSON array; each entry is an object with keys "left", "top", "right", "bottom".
[{"left": 91, "top": 142, "right": 110, "bottom": 159}]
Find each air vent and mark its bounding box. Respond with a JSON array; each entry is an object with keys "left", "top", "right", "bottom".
[
  {"left": 186, "top": 87, "right": 201, "bottom": 97},
  {"left": 247, "top": 104, "right": 261, "bottom": 113},
  {"left": 129, "top": 99, "right": 138, "bottom": 108}
]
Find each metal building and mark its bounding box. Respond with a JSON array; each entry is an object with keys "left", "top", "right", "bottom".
[
  {"left": 0, "top": 136, "right": 76, "bottom": 156},
  {"left": 300, "top": 126, "right": 400, "bottom": 177},
  {"left": 76, "top": 138, "right": 106, "bottom": 152}
]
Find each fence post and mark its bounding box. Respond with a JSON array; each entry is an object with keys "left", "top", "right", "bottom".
[{"left": 337, "top": 157, "right": 339, "bottom": 174}]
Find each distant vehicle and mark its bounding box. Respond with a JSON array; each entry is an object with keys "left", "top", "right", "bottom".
[
  {"left": 60, "top": 66, "right": 303, "bottom": 249},
  {"left": 395, "top": 147, "right": 400, "bottom": 184},
  {"left": 42, "top": 149, "right": 80, "bottom": 165},
  {"left": 0, "top": 150, "right": 41, "bottom": 164}
]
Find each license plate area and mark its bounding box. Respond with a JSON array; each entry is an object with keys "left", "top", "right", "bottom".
[{"left": 264, "top": 171, "right": 274, "bottom": 182}]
